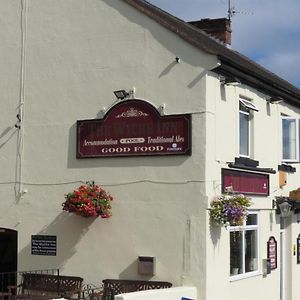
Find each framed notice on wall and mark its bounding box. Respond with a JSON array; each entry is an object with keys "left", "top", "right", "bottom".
[
  {"left": 31, "top": 235, "right": 57, "bottom": 256},
  {"left": 267, "top": 236, "right": 277, "bottom": 270}
]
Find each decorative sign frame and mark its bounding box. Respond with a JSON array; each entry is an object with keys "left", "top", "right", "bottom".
[
  {"left": 267, "top": 236, "right": 277, "bottom": 270},
  {"left": 77, "top": 99, "right": 191, "bottom": 158},
  {"left": 31, "top": 235, "right": 57, "bottom": 256}
]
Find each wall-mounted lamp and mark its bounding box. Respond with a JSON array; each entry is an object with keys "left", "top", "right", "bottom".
[
  {"left": 113, "top": 90, "right": 130, "bottom": 100},
  {"left": 114, "top": 88, "right": 136, "bottom": 100},
  {"left": 273, "top": 197, "right": 292, "bottom": 218},
  {"left": 267, "top": 96, "right": 284, "bottom": 104},
  {"left": 220, "top": 76, "right": 241, "bottom": 86}
]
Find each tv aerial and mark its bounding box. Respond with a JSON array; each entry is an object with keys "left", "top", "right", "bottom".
[{"left": 227, "top": 0, "right": 253, "bottom": 21}]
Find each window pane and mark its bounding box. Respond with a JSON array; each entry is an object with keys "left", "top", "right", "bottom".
[
  {"left": 282, "top": 118, "right": 296, "bottom": 160},
  {"left": 230, "top": 232, "right": 243, "bottom": 275},
  {"left": 245, "top": 230, "right": 258, "bottom": 272},
  {"left": 240, "top": 112, "right": 249, "bottom": 156},
  {"left": 246, "top": 214, "right": 257, "bottom": 225}
]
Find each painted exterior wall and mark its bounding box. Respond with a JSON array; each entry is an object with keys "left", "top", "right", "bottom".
[
  {"left": 114, "top": 286, "right": 197, "bottom": 300},
  {"left": 1, "top": 1, "right": 300, "bottom": 300},
  {"left": 0, "top": 1, "right": 216, "bottom": 299},
  {"left": 205, "top": 73, "right": 300, "bottom": 300}
]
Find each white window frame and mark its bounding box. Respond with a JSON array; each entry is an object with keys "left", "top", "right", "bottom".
[
  {"left": 239, "top": 101, "right": 251, "bottom": 157},
  {"left": 240, "top": 99, "right": 259, "bottom": 112},
  {"left": 281, "top": 116, "right": 299, "bottom": 162},
  {"left": 229, "top": 212, "right": 260, "bottom": 280}
]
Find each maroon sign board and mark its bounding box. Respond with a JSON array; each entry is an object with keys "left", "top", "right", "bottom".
[
  {"left": 267, "top": 236, "right": 277, "bottom": 270},
  {"left": 77, "top": 99, "right": 191, "bottom": 158},
  {"left": 222, "top": 169, "right": 269, "bottom": 196}
]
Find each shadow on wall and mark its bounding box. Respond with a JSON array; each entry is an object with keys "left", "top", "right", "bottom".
[
  {"left": 18, "top": 212, "right": 95, "bottom": 272},
  {"left": 120, "top": 260, "right": 139, "bottom": 279},
  {"left": 102, "top": 0, "right": 212, "bottom": 88},
  {"left": 0, "top": 126, "right": 16, "bottom": 149},
  {"left": 209, "top": 219, "right": 221, "bottom": 247}
]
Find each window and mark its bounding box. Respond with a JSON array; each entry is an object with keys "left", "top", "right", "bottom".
[
  {"left": 282, "top": 116, "right": 299, "bottom": 162},
  {"left": 240, "top": 99, "right": 259, "bottom": 112},
  {"left": 239, "top": 101, "right": 251, "bottom": 157},
  {"left": 239, "top": 99, "right": 258, "bottom": 157},
  {"left": 230, "top": 212, "right": 259, "bottom": 278}
]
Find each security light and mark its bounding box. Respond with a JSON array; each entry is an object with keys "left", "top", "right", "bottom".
[
  {"left": 267, "top": 96, "right": 284, "bottom": 104},
  {"left": 220, "top": 76, "right": 241, "bottom": 86},
  {"left": 113, "top": 90, "right": 130, "bottom": 100}
]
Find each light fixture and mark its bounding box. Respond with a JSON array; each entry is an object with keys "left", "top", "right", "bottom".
[
  {"left": 278, "top": 201, "right": 292, "bottom": 218},
  {"left": 267, "top": 96, "right": 284, "bottom": 104},
  {"left": 273, "top": 197, "right": 292, "bottom": 218},
  {"left": 220, "top": 76, "right": 241, "bottom": 86},
  {"left": 113, "top": 90, "right": 130, "bottom": 100}
]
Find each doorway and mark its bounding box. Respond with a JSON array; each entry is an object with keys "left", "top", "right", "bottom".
[{"left": 0, "top": 228, "right": 17, "bottom": 293}]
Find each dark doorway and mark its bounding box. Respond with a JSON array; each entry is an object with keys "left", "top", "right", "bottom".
[{"left": 0, "top": 228, "right": 17, "bottom": 293}]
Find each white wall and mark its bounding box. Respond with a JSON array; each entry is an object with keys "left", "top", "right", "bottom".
[
  {"left": 2, "top": 1, "right": 300, "bottom": 300},
  {"left": 115, "top": 286, "right": 197, "bottom": 300},
  {"left": 0, "top": 1, "right": 218, "bottom": 299},
  {"left": 205, "top": 73, "right": 300, "bottom": 300}
]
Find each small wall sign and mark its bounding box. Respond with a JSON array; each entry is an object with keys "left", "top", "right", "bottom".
[
  {"left": 267, "top": 236, "right": 277, "bottom": 269},
  {"left": 77, "top": 99, "right": 191, "bottom": 158},
  {"left": 31, "top": 235, "right": 57, "bottom": 256},
  {"left": 297, "top": 234, "right": 300, "bottom": 264}
]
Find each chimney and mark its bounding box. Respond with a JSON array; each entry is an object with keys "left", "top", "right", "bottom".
[{"left": 188, "top": 18, "right": 232, "bottom": 45}]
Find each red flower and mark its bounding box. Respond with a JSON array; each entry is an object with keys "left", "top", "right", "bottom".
[{"left": 62, "top": 184, "right": 113, "bottom": 218}]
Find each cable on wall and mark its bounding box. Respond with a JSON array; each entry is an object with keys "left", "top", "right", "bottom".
[
  {"left": 15, "top": 0, "right": 27, "bottom": 200},
  {"left": 0, "top": 178, "right": 206, "bottom": 187}
]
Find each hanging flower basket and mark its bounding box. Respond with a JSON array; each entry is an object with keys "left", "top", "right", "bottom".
[
  {"left": 210, "top": 194, "right": 251, "bottom": 227},
  {"left": 62, "top": 183, "right": 113, "bottom": 218}
]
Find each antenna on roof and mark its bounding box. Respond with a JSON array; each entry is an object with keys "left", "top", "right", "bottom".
[
  {"left": 227, "top": 0, "right": 253, "bottom": 20},
  {"left": 227, "top": 0, "right": 235, "bottom": 20}
]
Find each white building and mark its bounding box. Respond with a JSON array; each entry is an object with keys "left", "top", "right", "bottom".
[{"left": 1, "top": 1, "right": 300, "bottom": 300}]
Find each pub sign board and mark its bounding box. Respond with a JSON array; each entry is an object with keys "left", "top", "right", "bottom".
[
  {"left": 222, "top": 169, "right": 269, "bottom": 196},
  {"left": 267, "top": 236, "right": 277, "bottom": 270},
  {"left": 31, "top": 235, "right": 57, "bottom": 256},
  {"left": 77, "top": 99, "right": 191, "bottom": 158}
]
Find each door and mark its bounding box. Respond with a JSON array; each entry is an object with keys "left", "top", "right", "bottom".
[{"left": 0, "top": 228, "right": 17, "bottom": 292}]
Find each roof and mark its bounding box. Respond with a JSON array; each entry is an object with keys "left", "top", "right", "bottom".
[{"left": 123, "top": 0, "right": 300, "bottom": 106}]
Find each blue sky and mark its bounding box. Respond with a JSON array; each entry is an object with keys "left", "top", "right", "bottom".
[{"left": 147, "top": 0, "right": 300, "bottom": 89}]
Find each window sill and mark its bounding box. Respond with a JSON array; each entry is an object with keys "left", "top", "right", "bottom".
[
  {"left": 229, "top": 270, "right": 260, "bottom": 282},
  {"left": 282, "top": 160, "right": 299, "bottom": 164}
]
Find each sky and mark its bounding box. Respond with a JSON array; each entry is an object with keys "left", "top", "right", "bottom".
[{"left": 147, "top": 0, "right": 300, "bottom": 89}]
